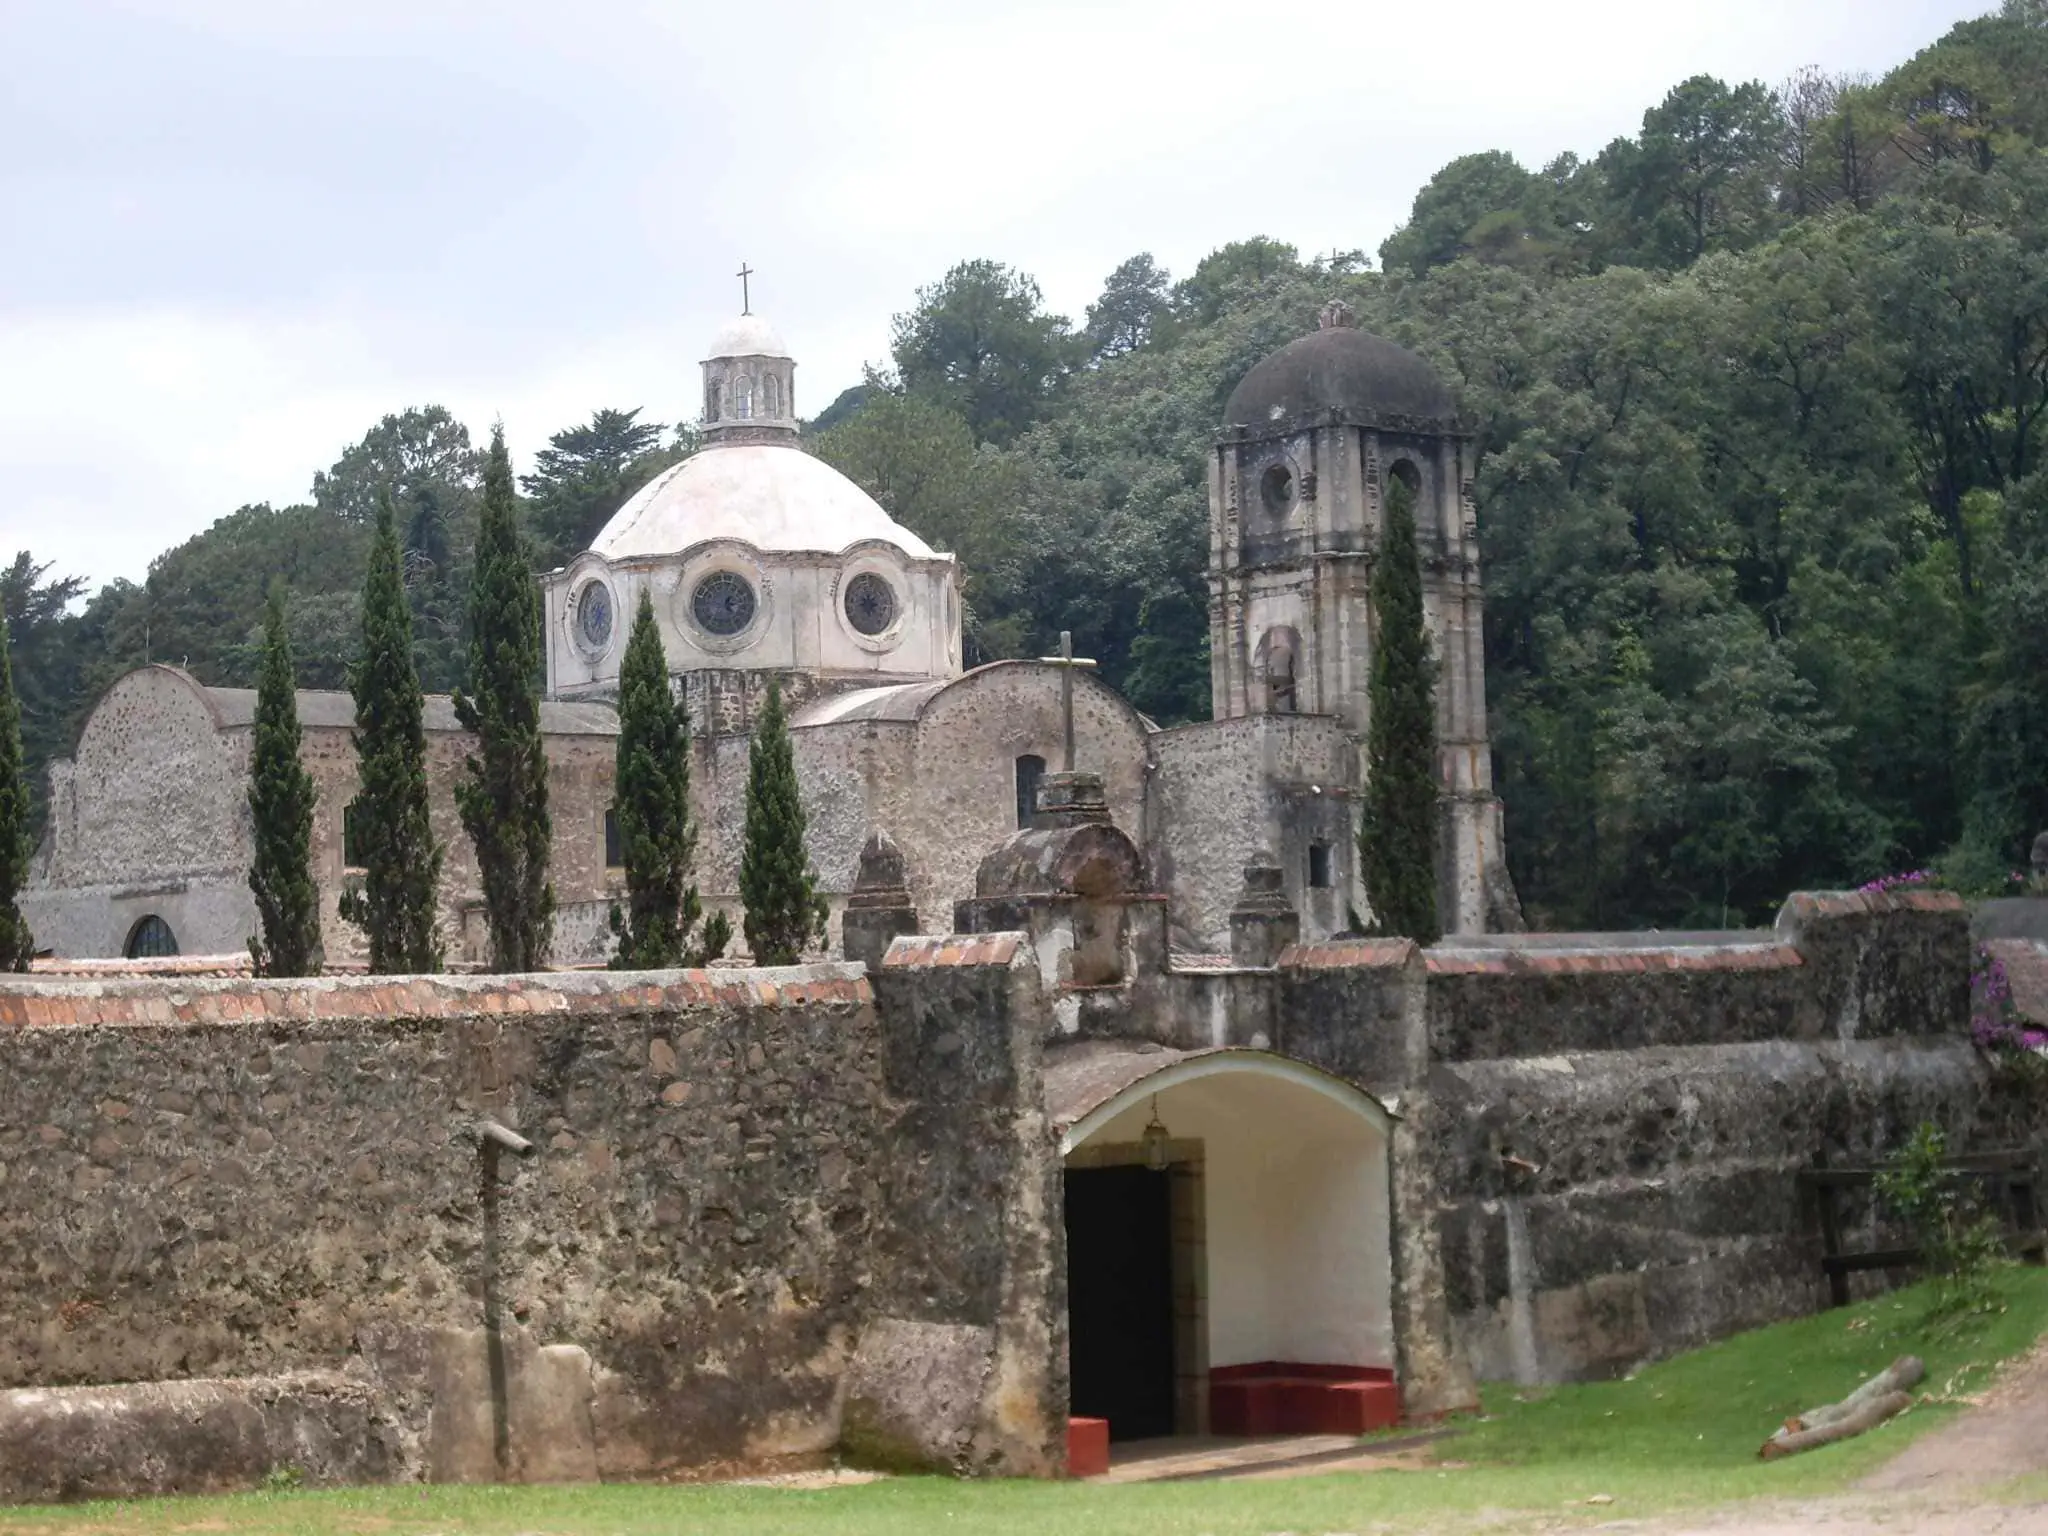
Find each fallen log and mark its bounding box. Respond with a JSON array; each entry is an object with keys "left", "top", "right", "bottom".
[
  {"left": 1783, "top": 1354, "right": 1925, "bottom": 1437},
  {"left": 1758, "top": 1357, "right": 1925, "bottom": 1460},
  {"left": 1758, "top": 1389, "right": 1911, "bottom": 1459}
]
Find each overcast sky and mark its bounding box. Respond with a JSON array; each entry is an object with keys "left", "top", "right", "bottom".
[{"left": 0, "top": 0, "right": 1989, "bottom": 593}]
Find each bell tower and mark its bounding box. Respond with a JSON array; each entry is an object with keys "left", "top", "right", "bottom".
[{"left": 1208, "top": 302, "right": 1518, "bottom": 934}]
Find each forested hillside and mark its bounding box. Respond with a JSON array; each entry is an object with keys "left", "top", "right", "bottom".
[{"left": 9, "top": 1, "right": 2047, "bottom": 928}]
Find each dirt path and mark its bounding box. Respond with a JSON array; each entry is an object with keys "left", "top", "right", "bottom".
[{"left": 1599, "top": 1339, "right": 2048, "bottom": 1535}]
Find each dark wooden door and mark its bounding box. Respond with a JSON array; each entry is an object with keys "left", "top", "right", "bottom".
[{"left": 1064, "top": 1165, "right": 1176, "bottom": 1441}]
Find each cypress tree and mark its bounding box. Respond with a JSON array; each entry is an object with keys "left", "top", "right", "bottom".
[
  {"left": 454, "top": 426, "right": 555, "bottom": 972},
  {"left": 609, "top": 591, "right": 728, "bottom": 968},
  {"left": 1357, "top": 472, "right": 1442, "bottom": 944},
  {"left": 339, "top": 494, "right": 443, "bottom": 972},
  {"left": 738, "top": 679, "right": 826, "bottom": 965},
  {"left": 0, "top": 617, "right": 35, "bottom": 971},
  {"left": 247, "top": 588, "right": 322, "bottom": 976}
]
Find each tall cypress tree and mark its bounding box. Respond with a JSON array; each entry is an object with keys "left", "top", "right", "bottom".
[
  {"left": 609, "top": 591, "right": 728, "bottom": 968},
  {"left": 339, "top": 494, "right": 443, "bottom": 972},
  {"left": 738, "top": 679, "right": 825, "bottom": 965},
  {"left": 0, "top": 617, "right": 35, "bottom": 971},
  {"left": 247, "top": 588, "right": 322, "bottom": 976},
  {"left": 454, "top": 425, "right": 555, "bottom": 972},
  {"left": 1358, "top": 472, "right": 1442, "bottom": 944}
]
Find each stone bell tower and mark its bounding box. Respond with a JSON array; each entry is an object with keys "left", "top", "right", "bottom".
[{"left": 1208, "top": 302, "right": 1519, "bottom": 935}]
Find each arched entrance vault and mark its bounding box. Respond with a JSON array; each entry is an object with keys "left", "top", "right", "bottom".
[{"left": 1049, "top": 1045, "right": 1398, "bottom": 1443}]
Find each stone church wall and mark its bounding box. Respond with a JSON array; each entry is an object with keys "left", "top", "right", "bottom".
[{"left": 1150, "top": 714, "right": 1354, "bottom": 949}]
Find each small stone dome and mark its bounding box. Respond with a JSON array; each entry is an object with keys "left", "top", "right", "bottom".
[
  {"left": 1224, "top": 324, "right": 1457, "bottom": 432},
  {"left": 705, "top": 313, "right": 791, "bottom": 361}
]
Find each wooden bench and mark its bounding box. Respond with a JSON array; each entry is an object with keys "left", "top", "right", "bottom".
[{"left": 1799, "top": 1149, "right": 2044, "bottom": 1307}]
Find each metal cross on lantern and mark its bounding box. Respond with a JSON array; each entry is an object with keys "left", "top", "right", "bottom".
[
  {"left": 736, "top": 261, "right": 754, "bottom": 314},
  {"left": 1037, "top": 630, "right": 1098, "bottom": 773}
]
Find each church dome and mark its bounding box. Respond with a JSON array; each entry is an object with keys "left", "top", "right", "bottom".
[
  {"left": 589, "top": 444, "right": 938, "bottom": 561},
  {"left": 705, "top": 313, "right": 791, "bottom": 361},
  {"left": 1224, "top": 324, "right": 1457, "bottom": 432}
]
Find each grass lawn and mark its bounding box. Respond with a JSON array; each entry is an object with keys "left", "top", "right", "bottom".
[{"left": 3, "top": 1266, "right": 2043, "bottom": 1536}]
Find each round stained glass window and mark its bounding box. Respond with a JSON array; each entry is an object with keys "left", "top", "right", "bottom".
[
  {"left": 576, "top": 583, "right": 613, "bottom": 650},
  {"left": 692, "top": 570, "right": 757, "bottom": 636},
  {"left": 843, "top": 572, "right": 897, "bottom": 636}
]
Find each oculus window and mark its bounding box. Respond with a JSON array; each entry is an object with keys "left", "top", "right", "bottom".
[
  {"left": 1260, "top": 463, "right": 1294, "bottom": 516},
  {"left": 576, "top": 583, "right": 614, "bottom": 649},
  {"left": 692, "top": 571, "right": 757, "bottom": 636},
  {"left": 843, "top": 572, "right": 897, "bottom": 635}
]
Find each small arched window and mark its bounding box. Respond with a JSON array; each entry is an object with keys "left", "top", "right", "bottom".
[
  {"left": 763, "top": 373, "right": 781, "bottom": 417},
  {"left": 732, "top": 374, "right": 754, "bottom": 420},
  {"left": 1015, "top": 754, "right": 1047, "bottom": 829},
  {"left": 705, "top": 378, "right": 722, "bottom": 423},
  {"left": 124, "top": 914, "right": 178, "bottom": 959}
]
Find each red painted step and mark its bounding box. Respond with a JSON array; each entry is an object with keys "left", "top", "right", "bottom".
[
  {"left": 1066, "top": 1416, "right": 1111, "bottom": 1477},
  {"left": 1209, "top": 1362, "right": 1401, "bottom": 1437}
]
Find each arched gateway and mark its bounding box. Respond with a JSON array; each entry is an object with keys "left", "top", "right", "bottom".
[{"left": 1047, "top": 1041, "right": 1398, "bottom": 1443}]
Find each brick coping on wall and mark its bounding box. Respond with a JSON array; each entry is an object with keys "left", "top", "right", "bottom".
[
  {"left": 0, "top": 964, "right": 871, "bottom": 1029},
  {"left": 1274, "top": 889, "right": 1967, "bottom": 976}
]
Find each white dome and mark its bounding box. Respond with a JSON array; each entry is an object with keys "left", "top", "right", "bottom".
[
  {"left": 704, "top": 313, "right": 791, "bottom": 361},
  {"left": 590, "top": 444, "right": 939, "bottom": 561}
]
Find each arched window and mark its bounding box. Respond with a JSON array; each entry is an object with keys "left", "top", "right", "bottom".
[
  {"left": 1015, "top": 754, "right": 1047, "bottom": 829},
  {"left": 763, "top": 373, "right": 781, "bottom": 417},
  {"left": 732, "top": 374, "right": 754, "bottom": 420},
  {"left": 124, "top": 914, "right": 178, "bottom": 959},
  {"left": 705, "top": 378, "right": 722, "bottom": 423},
  {"left": 1255, "top": 626, "right": 1299, "bottom": 714}
]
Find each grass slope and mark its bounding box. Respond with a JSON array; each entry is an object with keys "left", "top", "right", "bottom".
[{"left": 4, "top": 1268, "right": 2043, "bottom": 1536}]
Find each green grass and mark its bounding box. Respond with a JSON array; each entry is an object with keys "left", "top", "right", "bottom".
[{"left": 4, "top": 1267, "right": 2043, "bottom": 1536}]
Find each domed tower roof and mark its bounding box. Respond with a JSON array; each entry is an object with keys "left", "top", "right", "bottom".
[
  {"left": 704, "top": 312, "right": 791, "bottom": 362},
  {"left": 1223, "top": 306, "right": 1458, "bottom": 435}
]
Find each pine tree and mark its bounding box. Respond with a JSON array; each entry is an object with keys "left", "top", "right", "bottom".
[
  {"left": 339, "top": 494, "right": 443, "bottom": 972},
  {"left": 454, "top": 425, "right": 555, "bottom": 972},
  {"left": 1358, "top": 472, "right": 1442, "bottom": 944},
  {"left": 0, "top": 615, "right": 35, "bottom": 971},
  {"left": 738, "top": 679, "right": 826, "bottom": 965},
  {"left": 609, "top": 591, "right": 728, "bottom": 968},
  {"left": 247, "top": 588, "right": 322, "bottom": 976}
]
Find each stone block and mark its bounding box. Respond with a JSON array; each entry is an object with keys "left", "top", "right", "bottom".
[
  {"left": 0, "top": 1372, "right": 400, "bottom": 1503},
  {"left": 839, "top": 1318, "right": 993, "bottom": 1472}
]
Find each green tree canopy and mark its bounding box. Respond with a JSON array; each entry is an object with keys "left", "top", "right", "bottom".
[
  {"left": 523, "top": 407, "right": 688, "bottom": 570},
  {"left": 453, "top": 426, "right": 555, "bottom": 973},
  {"left": 0, "top": 609, "right": 34, "bottom": 970},
  {"left": 738, "top": 680, "right": 824, "bottom": 965},
  {"left": 340, "top": 496, "right": 443, "bottom": 973},
  {"left": 1357, "top": 473, "right": 1441, "bottom": 943},
  {"left": 246, "top": 588, "right": 322, "bottom": 977},
  {"left": 609, "top": 590, "right": 727, "bottom": 969},
  {"left": 891, "top": 259, "right": 1076, "bottom": 445}
]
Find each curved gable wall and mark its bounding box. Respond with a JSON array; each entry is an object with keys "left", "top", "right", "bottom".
[
  {"left": 65, "top": 667, "right": 245, "bottom": 889},
  {"left": 903, "top": 665, "right": 1151, "bottom": 930}
]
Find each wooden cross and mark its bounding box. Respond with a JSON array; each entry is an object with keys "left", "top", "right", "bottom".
[
  {"left": 736, "top": 262, "right": 754, "bottom": 314},
  {"left": 1037, "top": 630, "right": 1097, "bottom": 773}
]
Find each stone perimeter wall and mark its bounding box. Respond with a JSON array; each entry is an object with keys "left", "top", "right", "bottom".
[
  {"left": 0, "top": 957, "right": 1061, "bottom": 1501},
  {"left": 1256, "top": 888, "right": 2044, "bottom": 1385}
]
